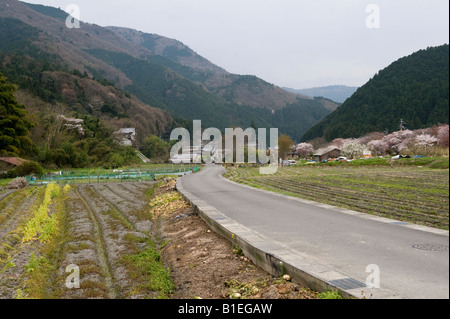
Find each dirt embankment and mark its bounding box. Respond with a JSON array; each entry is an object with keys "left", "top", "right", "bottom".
[{"left": 157, "top": 180, "right": 319, "bottom": 299}]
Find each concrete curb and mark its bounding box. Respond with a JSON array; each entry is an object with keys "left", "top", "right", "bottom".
[{"left": 176, "top": 177, "right": 401, "bottom": 299}]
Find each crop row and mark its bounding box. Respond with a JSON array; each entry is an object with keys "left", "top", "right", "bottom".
[
  {"left": 0, "top": 181, "right": 173, "bottom": 299},
  {"left": 228, "top": 166, "right": 449, "bottom": 230},
  {"left": 0, "top": 183, "right": 62, "bottom": 298},
  {"left": 279, "top": 167, "right": 449, "bottom": 192},
  {"left": 246, "top": 177, "right": 447, "bottom": 228},
  {"left": 242, "top": 173, "right": 448, "bottom": 212}
]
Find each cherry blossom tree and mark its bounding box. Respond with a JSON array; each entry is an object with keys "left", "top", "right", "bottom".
[
  {"left": 437, "top": 124, "right": 449, "bottom": 147},
  {"left": 331, "top": 138, "right": 353, "bottom": 148},
  {"left": 306, "top": 125, "right": 447, "bottom": 158},
  {"left": 341, "top": 141, "right": 365, "bottom": 158},
  {"left": 367, "top": 139, "right": 390, "bottom": 156},
  {"left": 295, "top": 143, "right": 314, "bottom": 157},
  {"left": 385, "top": 130, "right": 415, "bottom": 153},
  {"left": 414, "top": 133, "right": 438, "bottom": 149},
  {"left": 358, "top": 132, "right": 386, "bottom": 145}
]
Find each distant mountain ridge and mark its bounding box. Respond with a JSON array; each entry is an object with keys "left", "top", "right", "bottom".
[
  {"left": 301, "top": 45, "right": 449, "bottom": 142},
  {"left": 0, "top": 0, "right": 338, "bottom": 141},
  {"left": 283, "top": 85, "right": 358, "bottom": 104},
  {"left": 105, "top": 26, "right": 313, "bottom": 111}
]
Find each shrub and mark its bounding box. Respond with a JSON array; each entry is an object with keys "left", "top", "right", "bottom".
[
  {"left": 107, "top": 153, "right": 125, "bottom": 169},
  {"left": 8, "top": 161, "right": 44, "bottom": 177}
]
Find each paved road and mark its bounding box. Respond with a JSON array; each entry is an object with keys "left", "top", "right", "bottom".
[{"left": 180, "top": 165, "right": 449, "bottom": 299}]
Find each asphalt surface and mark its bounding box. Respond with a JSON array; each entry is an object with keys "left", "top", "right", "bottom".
[{"left": 180, "top": 164, "right": 449, "bottom": 299}]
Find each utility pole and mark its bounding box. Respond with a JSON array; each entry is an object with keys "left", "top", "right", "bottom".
[{"left": 399, "top": 119, "right": 406, "bottom": 131}]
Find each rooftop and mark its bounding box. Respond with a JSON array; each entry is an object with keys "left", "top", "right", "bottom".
[
  {"left": 0, "top": 157, "right": 29, "bottom": 167},
  {"left": 313, "top": 147, "right": 341, "bottom": 156}
]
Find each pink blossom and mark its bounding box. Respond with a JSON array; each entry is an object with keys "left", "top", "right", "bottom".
[
  {"left": 331, "top": 138, "right": 353, "bottom": 147},
  {"left": 296, "top": 143, "right": 314, "bottom": 156},
  {"left": 437, "top": 124, "right": 449, "bottom": 147},
  {"left": 341, "top": 142, "right": 365, "bottom": 158},
  {"left": 368, "top": 139, "right": 389, "bottom": 155},
  {"left": 415, "top": 134, "right": 438, "bottom": 148}
]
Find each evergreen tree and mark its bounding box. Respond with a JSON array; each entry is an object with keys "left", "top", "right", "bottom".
[{"left": 0, "top": 73, "right": 36, "bottom": 156}]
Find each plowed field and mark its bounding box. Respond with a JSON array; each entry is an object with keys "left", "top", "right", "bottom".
[
  {"left": 224, "top": 165, "right": 449, "bottom": 230},
  {"left": 0, "top": 180, "right": 318, "bottom": 299}
]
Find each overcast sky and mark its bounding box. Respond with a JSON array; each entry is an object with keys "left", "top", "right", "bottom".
[{"left": 22, "top": 0, "right": 450, "bottom": 89}]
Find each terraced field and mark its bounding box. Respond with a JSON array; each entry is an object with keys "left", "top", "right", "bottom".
[
  {"left": 0, "top": 181, "right": 174, "bottom": 299},
  {"left": 224, "top": 165, "right": 449, "bottom": 230}
]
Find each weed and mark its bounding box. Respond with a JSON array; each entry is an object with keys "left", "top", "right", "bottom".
[
  {"left": 122, "top": 238, "right": 175, "bottom": 298},
  {"left": 145, "top": 182, "right": 164, "bottom": 201},
  {"left": 160, "top": 239, "right": 170, "bottom": 249},
  {"left": 124, "top": 233, "right": 147, "bottom": 244},
  {"left": 231, "top": 233, "right": 244, "bottom": 256},
  {"left": 0, "top": 255, "right": 16, "bottom": 274},
  {"left": 24, "top": 253, "right": 45, "bottom": 273},
  {"left": 279, "top": 262, "right": 285, "bottom": 277},
  {"left": 14, "top": 289, "right": 25, "bottom": 299},
  {"left": 22, "top": 183, "right": 60, "bottom": 243},
  {"left": 232, "top": 245, "right": 244, "bottom": 256},
  {"left": 21, "top": 183, "right": 70, "bottom": 299},
  {"left": 224, "top": 279, "right": 261, "bottom": 299},
  {"left": 149, "top": 191, "right": 189, "bottom": 219},
  {"left": 318, "top": 289, "right": 343, "bottom": 299}
]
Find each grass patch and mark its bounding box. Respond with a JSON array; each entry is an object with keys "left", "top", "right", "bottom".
[
  {"left": 145, "top": 181, "right": 164, "bottom": 201},
  {"left": 155, "top": 174, "right": 181, "bottom": 180},
  {"left": 318, "top": 289, "right": 344, "bottom": 299},
  {"left": 0, "top": 178, "right": 13, "bottom": 187},
  {"left": 122, "top": 238, "right": 174, "bottom": 299}
]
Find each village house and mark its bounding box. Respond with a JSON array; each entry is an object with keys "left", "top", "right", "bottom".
[
  {"left": 114, "top": 128, "right": 136, "bottom": 147},
  {"left": 313, "top": 147, "right": 341, "bottom": 162},
  {"left": 0, "top": 157, "right": 28, "bottom": 174}
]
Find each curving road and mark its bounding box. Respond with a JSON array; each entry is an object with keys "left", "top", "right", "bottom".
[{"left": 180, "top": 164, "right": 449, "bottom": 299}]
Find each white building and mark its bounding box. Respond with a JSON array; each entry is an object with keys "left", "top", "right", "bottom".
[{"left": 115, "top": 128, "right": 136, "bottom": 146}]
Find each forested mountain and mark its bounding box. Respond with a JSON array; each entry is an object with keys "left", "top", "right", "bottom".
[
  {"left": 0, "top": 19, "right": 173, "bottom": 138},
  {"left": 0, "top": 0, "right": 337, "bottom": 145},
  {"left": 301, "top": 45, "right": 449, "bottom": 142},
  {"left": 0, "top": 7, "right": 174, "bottom": 167},
  {"left": 104, "top": 26, "right": 314, "bottom": 111}
]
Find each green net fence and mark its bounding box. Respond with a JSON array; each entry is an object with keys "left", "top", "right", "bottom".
[{"left": 26, "top": 165, "right": 201, "bottom": 185}]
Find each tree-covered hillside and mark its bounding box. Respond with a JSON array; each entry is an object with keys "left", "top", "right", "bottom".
[
  {"left": 301, "top": 45, "right": 449, "bottom": 142},
  {"left": 1, "top": 1, "right": 337, "bottom": 144},
  {"left": 284, "top": 85, "right": 358, "bottom": 104},
  {"left": 85, "top": 49, "right": 331, "bottom": 140},
  {"left": 0, "top": 16, "right": 174, "bottom": 168}
]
